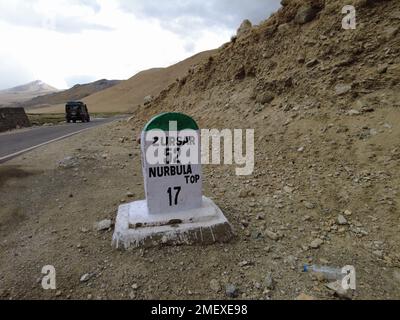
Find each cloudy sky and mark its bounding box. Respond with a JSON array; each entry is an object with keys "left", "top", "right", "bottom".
[{"left": 0, "top": 0, "right": 280, "bottom": 90}]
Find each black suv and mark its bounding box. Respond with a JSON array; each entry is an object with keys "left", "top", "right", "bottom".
[{"left": 66, "top": 101, "right": 91, "bottom": 123}]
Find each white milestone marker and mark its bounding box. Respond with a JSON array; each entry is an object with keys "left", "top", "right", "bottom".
[
  {"left": 112, "top": 113, "right": 234, "bottom": 249},
  {"left": 141, "top": 116, "right": 202, "bottom": 214}
]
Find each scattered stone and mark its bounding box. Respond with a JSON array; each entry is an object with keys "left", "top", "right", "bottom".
[
  {"left": 143, "top": 95, "right": 153, "bottom": 105},
  {"left": 344, "top": 210, "right": 352, "bottom": 216},
  {"left": 238, "top": 261, "right": 253, "bottom": 267},
  {"left": 257, "top": 92, "right": 275, "bottom": 105},
  {"left": 225, "top": 284, "right": 239, "bottom": 298},
  {"left": 264, "top": 273, "right": 276, "bottom": 290},
  {"left": 362, "top": 107, "right": 375, "bottom": 113},
  {"left": 297, "top": 56, "right": 305, "bottom": 64},
  {"left": 283, "top": 186, "right": 293, "bottom": 193},
  {"left": 131, "top": 283, "right": 139, "bottom": 290},
  {"left": 347, "top": 109, "right": 361, "bottom": 116},
  {"left": 294, "top": 5, "right": 320, "bottom": 25},
  {"left": 95, "top": 219, "right": 113, "bottom": 231},
  {"left": 278, "top": 23, "right": 290, "bottom": 33},
  {"left": 337, "top": 215, "right": 348, "bottom": 226},
  {"left": 80, "top": 273, "right": 92, "bottom": 283},
  {"left": 335, "top": 84, "right": 352, "bottom": 96},
  {"left": 378, "top": 64, "right": 388, "bottom": 74},
  {"left": 56, "top": 291, "right": 62, "bottom": 297},
  {"left": 383, "top": 26, "right": 399, "bottom": 41},
  {"left": 304, "top": 201, "right": 315, "bottom": 209},
  {"left": 129, "top": 291, "right": 136, "bottom": 299},
  {"left": 126, "top": 192, "right": 135, "bottom": 198},
  {"left": 338, "top": 227, "right": 346, "bottom": 234},
  {"left": 239, "top": 190, "right": 249, "bottom": 198},
  {"left": 58, "top": 156, "right": 79, "bottom": 169},
  {"left": 296, "top": 293, "right": 315, "bottom": 300},
  {"left": 210, "top": 279, "right": 221, "bottom": 293},
  {"left": 265, "top": 230, "right": 280, "bottom": 241},
  {"left": 373, "top": 250, "right": 384, "bottom": 259},
  {"left": 305, "top": 59, "right": 319, "bottom": 68},
  {"left": 393, "top": 269, "right": 400, "bottom": 284},
  {"left": 310, "top": 238, "right": 324, "bottom": 249},
  {"left": 370, "top": 128, "right": 378, "bottom": 136},
  {"left": 326, "top": 281, "right": 353, "bottom": 300},
  {"left": 80, "top": 227, "right": 89, "bottom": 233}
]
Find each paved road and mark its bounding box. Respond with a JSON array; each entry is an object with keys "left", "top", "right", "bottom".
[{"left": 0, "top": 117, "right": 124, "bottom": 163}]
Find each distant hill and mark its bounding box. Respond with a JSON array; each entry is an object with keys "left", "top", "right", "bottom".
[
  {"left": 19, "top": 79, "right": 121, "bottom": 110},
  {"left": 30, "top": 50, "right": 216, "bottom": 114},
  {"left": 82, "top": 50, "right": 216, "bottom": 113},
  {"left": 0, "top": 80, "right": 59, "bottom": 106}
]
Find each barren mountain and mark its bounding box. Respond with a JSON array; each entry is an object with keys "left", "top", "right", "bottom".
[
  {"left": 19, "top": 79, "right": 121, "bottom": 111},
  {"left": 82, "top": 50, "right": 216, "bottom": 113},
  {"left": 30, "top": 50, "right": 216, "bottom": 114},
  {"left": 0, "top": 80, "right": 58, "bottom": 106}
]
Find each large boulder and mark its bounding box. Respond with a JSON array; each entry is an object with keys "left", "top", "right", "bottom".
[
  {"left": 280, "top": 0, "right": 292, "bottom": 6},
  {"left": 294, "top": 5, "right": 320, "bottom": 24},
  {"left": 0, "top": 107, "right": 31, "bottom": 132},
  {"left": 143, "top": 95, "right": 153, "bottom": 105}
]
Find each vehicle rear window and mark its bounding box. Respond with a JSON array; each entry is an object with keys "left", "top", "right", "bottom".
[{"left": 66, "top": 105, "right": 80, "bottom": 111}]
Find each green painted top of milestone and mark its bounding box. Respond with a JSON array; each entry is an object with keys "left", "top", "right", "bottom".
[{"left": 143, "top": 112, "right": 199, "bottom": 132}]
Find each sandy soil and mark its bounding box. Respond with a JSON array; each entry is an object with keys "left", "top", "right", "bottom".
[{"left": 0, "top": 113, "right": 399, "bottom": 300}]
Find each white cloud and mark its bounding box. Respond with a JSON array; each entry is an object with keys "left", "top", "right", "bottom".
[{"left": 0, "top": 0, "right": 280, "bottom": 90}]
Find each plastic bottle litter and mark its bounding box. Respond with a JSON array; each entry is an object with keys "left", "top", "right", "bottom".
[{"left": 303, "top": 265, "right": 345, "bottom": 281}]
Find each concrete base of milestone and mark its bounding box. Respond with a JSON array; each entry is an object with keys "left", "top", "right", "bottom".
[{"left": 112, "top": 196, "right": 234, "bottom": 249}]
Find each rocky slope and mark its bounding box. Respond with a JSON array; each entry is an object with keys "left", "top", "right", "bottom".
[
  {"left": 136, "top": 0, "right": 399, "bottom": 128},
  {"left": 122, "top": 0, "right": 400, "bottom": 298}
]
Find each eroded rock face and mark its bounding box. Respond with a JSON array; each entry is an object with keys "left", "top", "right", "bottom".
[{"left": 237, "top": 19, "right": 252, "bottom": 38}]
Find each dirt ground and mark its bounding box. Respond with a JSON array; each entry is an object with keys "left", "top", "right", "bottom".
[{"left": 0, "top": 111, "right": 399, "bottom": 300}]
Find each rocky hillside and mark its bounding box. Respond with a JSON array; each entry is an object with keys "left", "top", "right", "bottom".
[
  {"left": 137, "top": 0, "right": 399, "bottom": 128},
  {"left": 121, "top": 0, "right": 400, "bottom": 298},
  {"left": 19, "top": 79, "right": 121, "bottom": 110}
]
